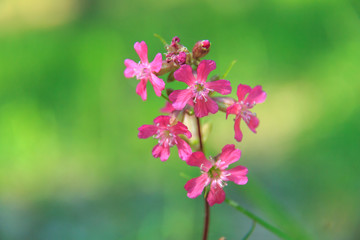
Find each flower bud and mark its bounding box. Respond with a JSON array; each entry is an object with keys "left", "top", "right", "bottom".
[
  {"left": 156, "top": 60, "right": 177, "bottom": 76},
  {"left": 167, "top": 71, "right": 175, "bottom": 83},
  {"left": 182, "top": 114, "right": 198, "bottom": 145},
  {"left": 171, "top": 36, "right": 180, "bottom": 48},
  {"left": 166, "top": 88, "right": 174, "bottom": 96},
  {"left": 201, "top": 122, "right": 212, "bottom": 142},
  {"left": 177, "top": 52, "right": 187, "bottom": 65},
  {"left": 209, "top": 74, "right": 220, "bottom": 82},
  {"left": 165, "top": 36, "right": 190, "bottom": 66},
  {"left": 212, "top": 97, "right": 236, "bottom": 112},
  {"left": 192, "top": 40, "right": 211, "bottom": 59}
]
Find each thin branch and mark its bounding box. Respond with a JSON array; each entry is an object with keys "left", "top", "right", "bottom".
[{"left": 161, "top": 93, "right": 171, "bottom": 103}]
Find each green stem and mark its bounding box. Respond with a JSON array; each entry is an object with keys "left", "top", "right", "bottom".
[
  {"left": 161, "top": 93, "right": 171, "bottom": 103},
  {"left": 225, "top": 198, "right": 292, "bottom": 240}
]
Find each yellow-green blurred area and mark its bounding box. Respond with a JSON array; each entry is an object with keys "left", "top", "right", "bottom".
[{"left": 0, "top": 0, "right": 360, "bottom": 239}]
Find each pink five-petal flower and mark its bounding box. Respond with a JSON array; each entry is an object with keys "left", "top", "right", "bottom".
[
  {"left": 124, "top": 41, "right": 165, "bottom": 101},
  {"left": 184, "top": 144, "right": 248, "bottom": 206},
  {"left": 138, "top": 115, "right": 192, "bottom": 161},
  {"left": 169, "top": 60, "right": 232, "bottom": 118},
  {"left": 226, "top": 84, "right": 266, "bottom": 142}
]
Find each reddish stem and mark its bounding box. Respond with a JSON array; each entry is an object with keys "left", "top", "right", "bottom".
[
  {"left": 203, "top": 197, "right": 210, "bottom": 240},
  {"left": 196, "top": 117, "right": 209, "bottom": 240},
  {"left": 196, "top": 117, "right": 204, "bottom": 152}
]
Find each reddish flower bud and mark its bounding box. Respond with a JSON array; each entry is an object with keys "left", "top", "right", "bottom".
[
  {"left": 177, "top": 52, "right": 187, "bottom": 65},
  {"left": 192, "top": 40, "right": 211, "bottom": 59},
  {"left": 165, "top": 36, "right": 190, "bottom": 66},
  {"left": 171, "top": 36, "right": 180, "bottom": 47}
]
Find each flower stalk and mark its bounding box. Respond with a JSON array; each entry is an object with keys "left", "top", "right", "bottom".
[{"left": 196, "top": 117, "right": 210, "bottom": 240}]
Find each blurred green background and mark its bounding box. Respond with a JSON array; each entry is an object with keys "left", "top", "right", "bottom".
[{"left": 0, "top": 0, "right": 359, "bottom": 239}]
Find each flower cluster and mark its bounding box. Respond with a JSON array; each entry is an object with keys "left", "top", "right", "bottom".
[{"left": 124, "top": 36, "right": 266, "bottom": 206}]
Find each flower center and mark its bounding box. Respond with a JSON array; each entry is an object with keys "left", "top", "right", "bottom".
[
  {"left": 195, "top": 83, "right": 205, "bottom": 92},
  {"left": 191, "top": 82, "right": 210, "bottom": 103},
  {"left": 208, "top": 166, "right": 221, "bottom": 179},
  {"left": 237, "top": 101, "right": 257, "bottom": 124},
  {"left": 136, "top": 64, "right": 152, "bottom": 80},
  {"left": 208, "top": 165, "right": 228, "bottom": 188},
  {"left": 154, "top": 129, "right": 177, "bottom": 147}
]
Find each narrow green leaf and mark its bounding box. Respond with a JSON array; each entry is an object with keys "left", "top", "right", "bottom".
[
  {"left": 242, "top": 221, "right": 256, "bottom": 240},
  {"left": 225, "top": 198, "right": 292, "bottom": 240},
  {"left": 222, "top": 60, "right": 237, "bottom": 79},
  {"left": 154, "top": 33, "right": 168, "bottom": 46}
]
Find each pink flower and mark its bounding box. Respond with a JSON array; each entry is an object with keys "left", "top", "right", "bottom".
[
  {"left": 138, "top": 115, "right": 192, "bottom": 161},
  {"left": 226, "top": 84, "right": 267, "bottom": 142},
  {"left": 169, "top": 60, "right": 232, "bottom": 118},
  {"left": 124, "top": 41, "right": 165, "bottom": 101},
  {"left": 184, "top": 145, "right": 247, "bottom": 206}
]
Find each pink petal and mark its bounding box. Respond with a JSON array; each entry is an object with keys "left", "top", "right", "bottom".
[
  {"left": 205, "top": 80, "right": 232, "bottom": 95},
  {"left": 223, "top": 166, "right": 248, "bottom": 185},
  {"left": 138, "top": 125, "right": 157, "bottom": 139},
  {"left": 226, "top": 104, "right": 240, "bottom": 119},
  {"left": 150, "top": 53, "right": 163, "bottom": 73},
  {"left": 234, "top": 117, "right": 243, "bottom": 142},
  {"left": 172, "top": 121, "right": 192, "bottom": 138},
  {"left": 149, "top": 73, "right": 165, "bottom": 97},
  {"left": 217, "top": 144, "right": 241, "bottom": 170},
  {"left": 236, "top": 84, "right": 252, "bottom": 101},
  {"left": 186, "top": 151, "right": 212, "bottom": 172},
  {"left": 134, "top": 41, "right": 148, "bottom": 64},
  {"left": 194, "top": 96, "right": 218, "bottom": 118},
  {"left": 124, "top": 59, "right": 138, "bottom": 78},
  {"left": 169, "top": 89, "right": 194, "bottom": 110},
  {"left": 207, "top": 182, "right": 226, "bottom": 206},
  {"left": 153, "top": 115, "right": 171, "bottom": 126},
  {"left": 136, "top": 79, "right": 147, "bottom": 101},
  {"left": 173, "top": 65, "right": 196, "bottom": 85},
  {"left": 184, "top": 173, "right": 210, "bottom": 198},
  {"left": 245, "top": 85, "right": 267, "bottom": 105},
  {"left": 244, "top": 114, "right": 259, "bottom": 133},
  {"left": 176, "top": 137, "right": 192, "bottom": 161},
  {"left": 196, "top": 60, "right": 216, "bottom": 83},
  {"left": 152, "top": 144, "right": 170, "bottom": 161},
  {"left": 160, "top": 102, "right": 175, "bottom": 113}
]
